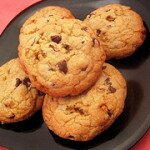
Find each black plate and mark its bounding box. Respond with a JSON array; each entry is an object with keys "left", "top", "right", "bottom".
[{"left": 0, "top": 0, "right": 150, "bottom": 150}]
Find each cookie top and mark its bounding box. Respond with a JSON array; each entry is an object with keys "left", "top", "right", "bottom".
[
  {"left": 84, "top": 4, "right": 146, "bottom": 59},
  {"left": 42, "top": 63, "right": 127, "bottom": 141},
  {"left": 19, "top": 18, "right": 106, "bottom": 97},
  {"left": 0, "top": 59, "right": 44, "bottom": 124},
  {"left": 21, "top": 6, "right": 75, "bottom": 34}
]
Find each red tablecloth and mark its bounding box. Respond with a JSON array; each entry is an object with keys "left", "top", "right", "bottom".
[{"left": 0, "top": 0, "right": 149, "bottom": 150}]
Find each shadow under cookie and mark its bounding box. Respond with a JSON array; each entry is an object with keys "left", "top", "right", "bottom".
[
  {"left": 108, "top": 22, "right": 150, "bottom": 69},
  {"left": 48, "top": 80, "right": 143, "bottom": 150},
  {"left": 0, "top": 110, "right": 43, "bottom": 133}
]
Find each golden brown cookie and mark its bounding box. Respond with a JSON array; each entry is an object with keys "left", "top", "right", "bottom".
[
  {"left": 42, "top": 63, "right": 127, "bottom": 141},
  {"left": 84, "top": 4, "right": 146, "bottom": 59},
  {"left": 0, "top": 59, "right": 44, "bottom": 124},
  {"left": 21, "top": 6, "right": 75, "bottom": 34},
  {"left": 19, "top": 18, "right": 106, "bottom": 97}
]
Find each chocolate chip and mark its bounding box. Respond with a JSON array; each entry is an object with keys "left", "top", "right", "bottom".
[
  {"left": 106, "top": 15, "right": 115, "bottom": 21},
  {"left": 63, "top": 44, "right": 71, "bottom": 52},
  {"left": 15, "top": 78, "right": 22, "bottom": 87},
  {"left": 107, "top": 110, "right": 112, "bottom": 117},
  {"left": 102, "top": 66, "right": 107, "bottom": 70},
  {"left": 9, "top": 113, "right": 15, "bottom": 119},
  {"left": 96, "top": 29, "right": 101, "bottom": 36},
  {"left": 81, "top": 66, "right": 87, "bottom": 71},
  {"left": 22, "top": 77, "right": 31, "bottom": 87},
  {"left": 51, "top": 35, "right": 62, "bottom": 44},
  {"left": 92, "top": 38, "right": 100, "bottom": 47},
  {"left": 81, "top": 41, "right": 85, "bottom": 44},
  {"left": 105, "top": 77, "right": 110, "bottom": 84},
  {"left": 38, "top": 90, "right": 45, "bottom": 96},
  {"left": 108, "top": 85, "right": 116, "bottom": 93},
  {"left": 81, "top": 26, "right": 88, "bottom": 31},
  {"left": 105, "top": 77, "right": 113, "bottom": 86},
  {"left": 57, "top": 60, "right": 68, "bottom": 74}
]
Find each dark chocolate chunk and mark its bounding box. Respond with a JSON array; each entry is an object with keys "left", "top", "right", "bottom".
[
  {"left": 96, "top": 29, "right": 101, "bottom": 36},
  {"left": 81, "top": 26, "right": 88, "bottom": 31},
  {"left": 22, "top": 77, "right": 31, "bottom": 87},
  {"left": 81, "top": 41, "right": 85, "bottom": 44},
  {"left": 51, "top": 35, "right": 62, "bottom": 44},
  {"left": 15, "top": 78, "right": 22, "bottom": 87},
  {"left": 106, "top": 15, "right": 115, "bottom": 21},
  {"left": 57, "top": 60, "right": 68, "bottom": 74},
  {"left": 102, "top": 66, "right": 107, "bottom": 70},
  {"left": 108, "top": 85, "right": 116, "bottom": 93},
  {"left": 38, "top": 90, "right": 45, "bottom": 96}
]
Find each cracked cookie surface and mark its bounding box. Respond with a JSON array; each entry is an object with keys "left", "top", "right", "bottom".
[
  {"left": 42, "top": 63, "right": 127, "bottom": 141},
  {"left": 19, "top": 18, "right": 105, "bottom": 97},
  {"left": 84, "top": 4, "right": 146, "bottom": 59},
  {"left": 21, "top": 6, "right": 75, "bottom": 35},
  {"left": 0, "top": 59, "right": 44, "bottom": 124}
]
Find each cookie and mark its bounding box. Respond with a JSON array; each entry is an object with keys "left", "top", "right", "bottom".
[
  {"left": 19, "top": 18, "right": 106, "bottom": 97},
  {"left": 0, "top": 59, "right": 44, "bottom": 124},
  {"left": 21, "top": 6, "right": 75, "bottom": 34},
  {"left": 42, "top": 63, "right": 127, "bottom": 141},
  {"left": 84, "top": 4, "right": 146, "bottom": 59}
]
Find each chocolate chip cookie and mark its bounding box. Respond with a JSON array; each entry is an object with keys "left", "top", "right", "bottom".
[
  {"left": 19, "top": 18, "right": 106, "bottom": 97},
  {"left": 21, "top": 6, "right": 75, "bottom": 34},
  {"left": 0, "top": 59, "right": 44, "bottom": 124},
  {"left": 84, "top": 4, "right": 146, "bottom": 59},
  {"left": 42, "top": 63, "right": 127, "bottom": 141}
]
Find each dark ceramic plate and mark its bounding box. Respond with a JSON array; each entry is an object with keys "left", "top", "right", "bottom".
[{"left": 0, "top": 0, "right": 150, "bottom": 150}]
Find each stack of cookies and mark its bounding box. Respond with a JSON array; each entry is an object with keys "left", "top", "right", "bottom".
[{"left": 0, "top": 4, "right": 146, "bottom": 141}]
